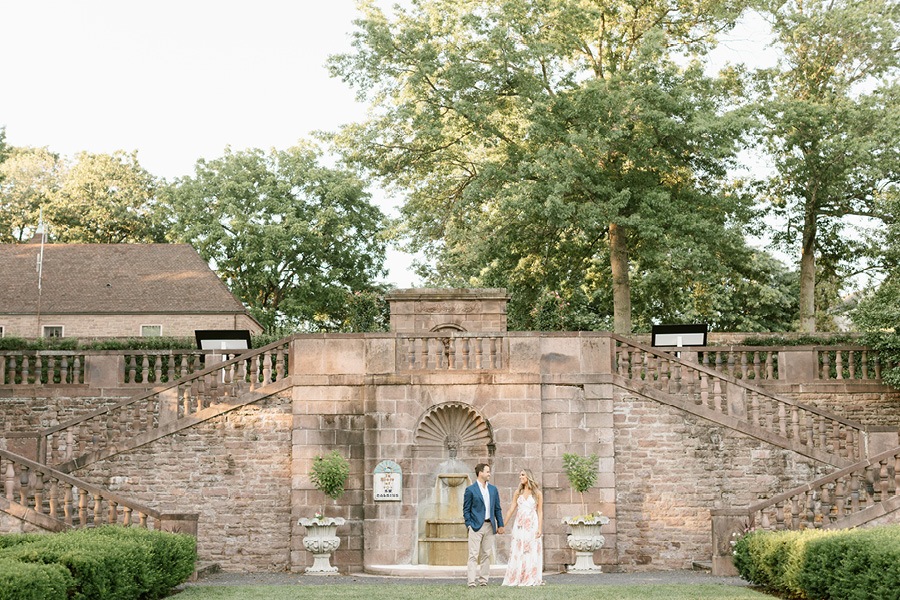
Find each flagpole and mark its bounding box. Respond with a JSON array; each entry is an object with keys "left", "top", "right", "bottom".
[{"left": 36, "top": 212, "right": 45, "bottom": 338}]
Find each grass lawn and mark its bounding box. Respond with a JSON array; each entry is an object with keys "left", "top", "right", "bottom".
[{"left": 173, "top": 584, "right": 773, "bottom": 599}]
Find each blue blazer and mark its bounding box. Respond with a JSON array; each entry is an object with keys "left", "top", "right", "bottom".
[{"left": 463, "top": 482, "right": 504, "bottom": 533}]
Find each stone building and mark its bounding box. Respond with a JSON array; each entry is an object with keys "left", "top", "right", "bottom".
[
  {"left": 1, "top": 288, "right": 899, "bottom": 576},
  {"left": 0, "top": 242, "right": 261, "bottom": 339}
]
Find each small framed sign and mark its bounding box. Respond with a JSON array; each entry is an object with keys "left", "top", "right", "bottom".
[{"left": 374, "top": 460, "right": 402, "bottom": 502}]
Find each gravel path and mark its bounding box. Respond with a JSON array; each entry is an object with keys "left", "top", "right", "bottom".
[{"left": 182, "top": 569, "right": 750, "bottom": 588}]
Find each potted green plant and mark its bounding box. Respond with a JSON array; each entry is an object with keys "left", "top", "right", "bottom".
[
  {"left": 298, "top": 450, "right": 350, "bottom": 575},
  {"left": 561, "top": 452, "right": 609, "bottom": 573}
]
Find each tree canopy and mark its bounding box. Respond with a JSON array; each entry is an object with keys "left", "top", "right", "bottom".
[
  {"left": 163, "top": 143, "right": 388, "bottom": 332},
  {"left": 329, "top": 0, "right": 796, "bottom": 332},
  {"left": 754, "top": 0, "right": 900, "bottom": 331}
]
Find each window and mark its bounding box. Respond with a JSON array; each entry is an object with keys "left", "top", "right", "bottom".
[
  {"left": 0, "top": 325, "right": 4, "bottom": 338},
  {"left": 43, "top": 326, "right": 63, "bottom": 338},
  {"left": 141, "top": 325, "right": 162, "bottom": 337}
]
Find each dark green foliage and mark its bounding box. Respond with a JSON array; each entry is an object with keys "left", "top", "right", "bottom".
[
  {"left": 0, "top": 334, "right": 282, "bottom": 352},
  {"left": 0, "top": 526, "right": 196, "bottom": 600},
  {"left": 0, "top": 558, "right": 72, "bottom": 600},
  {"left": 310, "top": 450, "right": 351, "bottom": 501},
  {"left": 864, "top": 333, "right": 900, "bottom": 389},
  {"left": 733, "top": 526, "right": 900, "bottom": 600}
]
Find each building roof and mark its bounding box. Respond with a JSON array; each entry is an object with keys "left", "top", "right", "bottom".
[{"left": 0, "top": 243, "right": 250, "bottom": 315}]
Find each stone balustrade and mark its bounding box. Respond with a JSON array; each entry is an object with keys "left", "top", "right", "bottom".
[
  {"left": 0, "top": 352, "right": 86, "bottom": 385},
  {"left": 1, "top": 447, "right": 197, "bottom": 534},
  {"left": 396, "top": 333, "right": 507, "bottom": 371},
  {"left": 39, "top": 339, "right": 291, "bottom": 467},
  {"left": 614, "top": 337, "right": 867, "bottom": 464},
  {"left": 711, "top": 446, "right": 900, "bottom": 575}
]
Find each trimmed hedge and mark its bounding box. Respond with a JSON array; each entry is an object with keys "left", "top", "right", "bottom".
[
  {"left": 0, "top": 526, "right": 196, "bottom": 600},
  {"left": 0, "top": 558, "right": 72, "bottom": 600},
  {"left": 734, "top": 525, "right": 900, "bottom": 600}
]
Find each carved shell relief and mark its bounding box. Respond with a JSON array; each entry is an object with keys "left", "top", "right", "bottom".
[{"left": 415, "top": 402, "right": 493, "bottom": 457}]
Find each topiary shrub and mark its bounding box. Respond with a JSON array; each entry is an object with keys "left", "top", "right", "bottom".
[
  {"left": 310, "top": 450, "right": 350, "bottom": 513},
  {"left": 562, "top": 452, "right": 598, "bottom": 519}
]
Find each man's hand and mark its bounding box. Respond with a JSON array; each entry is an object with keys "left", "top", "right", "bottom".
[{"left": 497, "top": 526, "right": 505, "bottom": 534}]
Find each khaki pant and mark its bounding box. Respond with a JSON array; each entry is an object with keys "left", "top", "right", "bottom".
[{"left": 467, "top": 524, "right": 494, "bottom": 586}]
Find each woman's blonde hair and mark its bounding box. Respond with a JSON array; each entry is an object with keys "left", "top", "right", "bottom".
[{"left": 517, "top": 468, "right": 541, "bottom": 498}]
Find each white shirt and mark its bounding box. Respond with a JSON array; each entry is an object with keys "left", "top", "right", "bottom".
[{"left": 479, "top": 481, "right": 491, "bottom": 520}]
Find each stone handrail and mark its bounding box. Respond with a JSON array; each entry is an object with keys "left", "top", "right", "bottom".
[
  {"left": 39, "top": 338, "right": 291, "bottom": 467},
  {"left": 1, "top": 447, "right": 195, "bottom": 531},
  {"left": 397, "top": 333, "right": 507, "bottom": 371},
  {"left": 612, "top": 336, "right": 869, "bottom": 463}
]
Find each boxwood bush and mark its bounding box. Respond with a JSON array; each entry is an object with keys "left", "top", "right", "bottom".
[
  {"left": 734, "top": 525, "right": 900, "bottom": 600},
  {"left": 0, "top": 526, "right": 196, "bottom": 600},
  {"left": 0, "top": 558, "right": 72, "bottom": 600}
]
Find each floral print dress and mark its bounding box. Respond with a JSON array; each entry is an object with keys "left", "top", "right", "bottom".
[{"left": 502, "top": 494, "right": 543, "bottom": 586}]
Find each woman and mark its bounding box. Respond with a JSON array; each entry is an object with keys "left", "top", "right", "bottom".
[{"left": 501, "top": 469, "right": 544, "bottom": 586}]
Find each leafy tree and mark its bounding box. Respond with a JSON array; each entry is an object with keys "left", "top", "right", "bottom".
[
  {"left": 330, "top": 0, "right": 764, "bottom": 333},
  {"left": 164, "top": 143, "right": 388, "bottom": 332},
  {"left": 0, "top": 146, "right": 62, "bottom": 243},
  {"left": 753, "top": 0, "right": 900, "bottom": 332},
  {"left": 46, "top": 150, "right": 166, "bottom": 243},
  {"left": 0, "top": 126, "right": 9, "bottom": 164}
]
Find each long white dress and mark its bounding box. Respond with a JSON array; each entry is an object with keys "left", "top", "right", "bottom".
[{"left": 502, "top": 494, "right": 543, "bottom": 586}]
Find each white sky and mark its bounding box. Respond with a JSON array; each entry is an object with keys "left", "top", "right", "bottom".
[{"left": 0, "top": 2, "right": 778, "bottom": 289}]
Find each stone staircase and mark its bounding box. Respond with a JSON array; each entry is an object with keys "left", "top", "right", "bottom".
[
  {"left": 40, "top": 338, "right": 292, "bottom": 473},
  {"left": 611, "top": 336, "right": 900, "bottom": 537},
  {"left": 0, "top": 338, "right": 293, "bottom": 533}
]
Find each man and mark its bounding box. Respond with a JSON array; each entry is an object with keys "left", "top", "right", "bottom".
[{"left": 462, "top": 463, "right": 504, "bottom": 587}]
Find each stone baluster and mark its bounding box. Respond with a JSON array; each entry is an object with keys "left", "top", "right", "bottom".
[
  {"left": 874, "top": 354, "right": 882, "bottom": 379},
  {"left": 778, "top": 403, "right": 787, "bottom": 437},
  {"left": 461, "top": 337, "right": 470, "bottom": 369},
  {"left": 447, "top": 338, "right": 456, "bottom": 370},
  {"left": 765, "top": 352, "right": 775, "bottom": 379},
  {"left": 153, "top": 355, "right": 163, "bottom": 384},
  {"left": 222, "top": 361, "right": 234, "bottom": 397},
  {"left": 0, "top": 355, "right": 6, "bottom": 385},
  {"left": 818, "top": 417, "right": 827, "bottom": 453},
  {"left": 880, "top": 460, "right": 890, "bottom": 501},
  {"left": 93, "top": 493, "right": 102, "bottom": 524},
  {"left": 18, "top": 464, "right": 30, "bottom": 507},
  {"left": 835, "top": 351, "right": 844, "bottom": 380},
  {"left": 123, "top": 505, "right": 132, "bottom": 526},
  {"left": 78, "top": 487, "right": 88, "bottom": 525},
  {"left": 712, "top": 378, "right": 723, "bottom": 413},
  {"left": 33, "top": 470, "right": 44, "bottom": 513},
  {"left": 834, "top": 479, "right": 845, "bottom": 519},
  {"left": 848, "top": 350, "right": 856, "bottom": 379},
  {"left": 820, "top": 351, "right": 830, "bottom": 380},
  {"left": 740, "top": 352, "right": 749, "bottom": 379},
  {"left": 861, "top": 351, "right": 869, "bottom": 380},
  {"left": 714, "top": 352, "right": 723, "bottom": 377},
  {"left": 48, "top": 479, "right": 59, "bottom": 519},
  {"left": 108, "top": 500, "right": 118, "bottom": 524},
  {"left": 790, "top": 497, "right": 800, "bottom": 529},
  {"left": 4, "top": 461, "right": 14, "bottom": 500},
  {"left": 775, "top": 502, "right": 785, "bottom": 529},
  {"left": 22, "top": 355, "right": 32, "bottom": 385},
  {"left": 751, "top": 351, "right": 760, "bottom": 380},
  {"left": 419, "top": 338, "right": 429, "bottom": 370},
  {"left": 126, "top": 355, "right": 135, "bottom": 383},
  {"left": 474, "top": 337, "right": 484, "bottom": 370},
  {"left": 671, "top": 360, "right": 682, "bottom": 394},
  {"left": 263, "top": 352, "right": 273, "bottom": 383},
  {"left": 699, "top": 372, "right": 709, "bottom": 408},
  {"left": 65, "top": 429, "right": 74, "bottom": 462},
  {"left": 748, "top": 393, "right": 759, "bottom": 426},
  {"left": 63, "top": 483, "right": 73, "bottom": 526}
]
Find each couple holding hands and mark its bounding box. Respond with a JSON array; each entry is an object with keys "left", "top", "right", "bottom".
[{"left": 462, "top": 463, "right": 543, "bottom": 587}]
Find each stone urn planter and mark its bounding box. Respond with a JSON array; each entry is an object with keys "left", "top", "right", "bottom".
[
  {"left": 563, "top": 513, "right": 610, "bottom": 573},
  {"left": 298, "top": 516, "right": 346, "bottom": 575}
]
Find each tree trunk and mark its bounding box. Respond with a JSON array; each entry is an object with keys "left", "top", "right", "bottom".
[
  {"left": 609, "top": 222, "right": 632, "bottom": 334},
  {"left": 799, "top": 205, "right": 817, "bottom": 332}
]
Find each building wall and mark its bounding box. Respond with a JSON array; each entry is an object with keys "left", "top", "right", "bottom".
[
  {"left": 2, "top": 331, "right": 900, "bottom": 573},
  {"left": 0, "top": 313, "right": 261, "bottom": 339}
]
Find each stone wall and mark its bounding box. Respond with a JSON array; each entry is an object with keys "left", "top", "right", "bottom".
[
  {"left": 2, "top": 326, "right": 900, "bottom": 574},
  {"left": 72, "top": 393, "right": 293, "bottom": 572}
]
